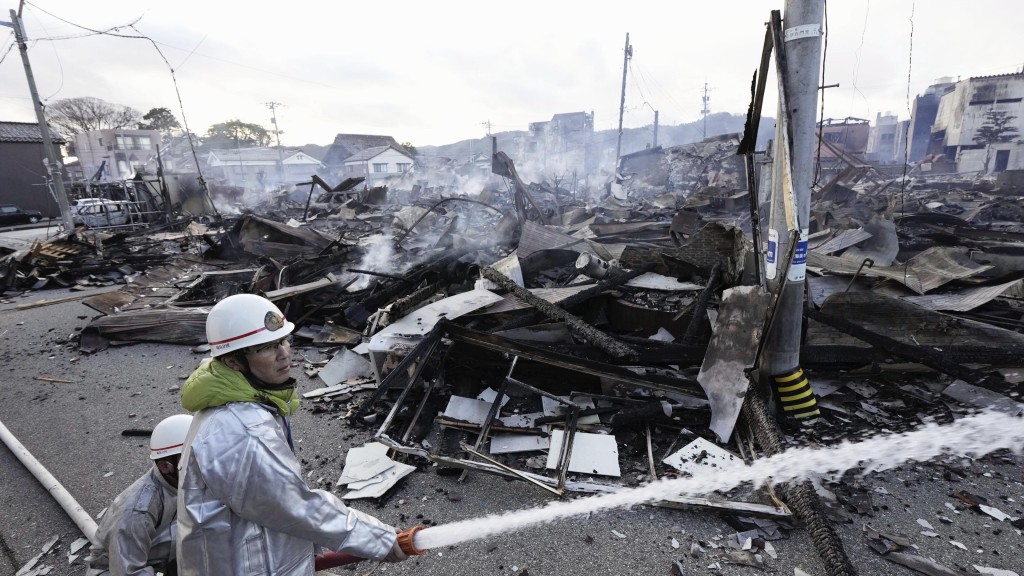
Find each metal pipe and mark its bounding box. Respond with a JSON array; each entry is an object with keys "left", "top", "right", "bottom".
[{"left": 0, "top": 417, "right": 99, "bottom": 544}]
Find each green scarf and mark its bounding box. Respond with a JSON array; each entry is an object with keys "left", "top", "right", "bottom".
[{"left": 181, "top": 358, "right": 299, "bottom": 416}]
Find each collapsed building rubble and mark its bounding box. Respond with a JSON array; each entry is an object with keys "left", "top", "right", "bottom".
[{"left": 4, "top": 127, "right": 1024, "bottom": 575}]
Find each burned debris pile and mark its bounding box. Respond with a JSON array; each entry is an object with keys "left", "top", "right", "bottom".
[{"left": 5, "top": 138, "right": 1024, "bottom": 573}]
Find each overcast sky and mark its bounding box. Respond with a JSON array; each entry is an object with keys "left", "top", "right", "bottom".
[{"left": 1, "top": 1, "right": 1021, "bottom": 148}]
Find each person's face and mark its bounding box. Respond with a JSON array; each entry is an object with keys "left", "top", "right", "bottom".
[
  {"left": 242, "top": 335, "right": 293, "bottom": 385},
  {"left": 156, "top": 456, "right": 181, "bottom": 487}
]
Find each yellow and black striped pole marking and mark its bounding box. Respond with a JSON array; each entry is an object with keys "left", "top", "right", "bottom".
[{"left": 773, "top": 367, "right": 820, "bottom": 422}]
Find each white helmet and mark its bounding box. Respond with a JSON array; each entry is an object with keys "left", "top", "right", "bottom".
[
  {"left": 206, "top": 294, "right": 295, "bottom": 358},
  {"left": 150, "top": 414, "right": 193, "bottom": 460}
]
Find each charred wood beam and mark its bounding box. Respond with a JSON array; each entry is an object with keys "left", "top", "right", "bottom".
[
  {"left": 613, "top": 336, "right": 708, "bottom": 366},
  {"left": 388, "top": 280, "right": 445, "bottom": 320},
  {"left": 444, "top": 322, "right": 705, "bottom": 398},
  {"left": 481, "top": 265, "right": 639, "bottom": 361},
  {"left": 346, "top": 268, "right": 414, "bottom": 283},
  {"left": 489, "top": 264, "right": 654, "bottom": 333},
  {"left": 805, "top": 307, "right": 1017, "bottom": 395},
  {"left": 681, "top": 260, "right": 723, "bottom": 346}
]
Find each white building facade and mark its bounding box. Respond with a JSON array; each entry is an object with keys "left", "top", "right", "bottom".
[
  {"left": 932, "top": 72, "right": 1024, "bottom": 174},
  {"left": 343, "top": 145, "right": 414, "bottom": 187}
]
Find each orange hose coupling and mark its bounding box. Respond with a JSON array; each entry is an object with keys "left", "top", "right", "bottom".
[{"left": 397, "top": 525, "right": 428, "bottom": 556}]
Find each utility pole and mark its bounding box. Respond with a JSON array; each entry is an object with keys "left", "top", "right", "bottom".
[
  {"left": 267, "top": 101, "right": 284, "bottom": 184},
  {"left": 652, "top": 110, "right": 659, "bottom": 148},
  {"left": 613, "top": 32, "right": 632, "bottom": 172},
  {"left": 481, "top": 120, "right": 492, "bottom": 136},
  {"left": 700, "top": 82, "right": 711, "bottom": 138},
  {"left": 759, "top": 1, "right": 824, "bottom": 387},
  {"left": 5, "top": 7, "right": 74, "bottom": 232}
]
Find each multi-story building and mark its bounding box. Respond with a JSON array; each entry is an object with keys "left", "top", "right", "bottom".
[
  {"left": 523, "top": 111, "right": 597, "bottom": 177},
  {"left": 906, "top": 78, "right": 956, "bottom": 163},
  {"left": 866, "top": 112, "right": 910, "bottom": 164},
  {"left": 71, "top": 128, "right": 161, "bottom": 181},
  {"left": 931, "top": 71, "right": 1024, "bottom": 174}
]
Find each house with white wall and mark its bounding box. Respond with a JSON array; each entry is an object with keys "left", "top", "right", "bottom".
[
  {"left": 206, "top": 147, "right": 323, "bottom": 190},
  {"left": 342, "top": 145, "right": 414, "bottom": 187}
]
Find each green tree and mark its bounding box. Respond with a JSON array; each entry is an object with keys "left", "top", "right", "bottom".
[
  {"left": 45, "top": 96, "right": 141, "bottom": 136},
  {"left": 138, "top": 107, "right": 181, "bottom": 132},
  {"left": 973, "top": 110, "right": 1020, "bottom": 173},
  {"left": 399, "top": 141, "right": 418, "bottom": 157},
  {"left": 203, "top": 120, "right": 271, "bottom": 148}
]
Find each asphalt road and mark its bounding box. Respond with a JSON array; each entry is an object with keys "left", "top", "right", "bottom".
[{"left": 1, "top": 286, "right": 1022, "bottom": 576}]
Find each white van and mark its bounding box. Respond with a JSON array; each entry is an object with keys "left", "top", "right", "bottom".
[
  {"left": 72, "top": 201, "right": 141, "bottom": 228},
  {"left": 70, "top": 198, "right": 115, "bottom": 215}
]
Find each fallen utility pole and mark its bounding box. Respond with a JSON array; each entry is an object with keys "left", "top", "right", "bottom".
[{"left": 6, "top": 7, "right": 75, "bottom": 233}]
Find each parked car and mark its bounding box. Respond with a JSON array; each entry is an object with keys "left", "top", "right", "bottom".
[
  {"left": 72, "top": 201, "right": 140, "bottom": 228},
  {"left": 0, "top": 204, "right": 43, "bottom": 225},
  {"left": 70, "top": 198, "right": 115, "bottom": 215}
]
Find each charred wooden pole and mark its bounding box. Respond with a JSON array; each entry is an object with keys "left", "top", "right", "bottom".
[
  {"left": 758, "top": 3, "right": 823, "bottom": 391},
  {"left": 681, "top": 261, "right": 723, "bottom": 346},
  {"left": 481, "top": 266, "right": 638, "bottom": 361}
]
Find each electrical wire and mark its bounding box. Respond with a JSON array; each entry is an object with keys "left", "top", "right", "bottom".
[
  {"left": 630, "top": 61, "right": 689, "bottom": 122},
  {"left": 23, "top": 5, "right": 65, "bottom": 101},
  {"left": 900, "top": 1, "right": 915, "bottom": 287},
  {"left": 812, "top": 0, "right": 828, "bottom": 188},
  {"left": 0, "top": 32, "right": 15, "bottom": 66},
  {"left": 22, "top": 1, "right": 214, "bottom": 211},
  {"left": 848, "top": 0, "right": 872, "bottom": 118}
]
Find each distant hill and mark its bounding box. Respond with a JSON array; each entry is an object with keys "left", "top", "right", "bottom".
[
  {"left": 297, "top": 143, "right": 329, "bottom": 161},
  {"left": 415, "top": 112, "right": 775, "bottom": 160}
]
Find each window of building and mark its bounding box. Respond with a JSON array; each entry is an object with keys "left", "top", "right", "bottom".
[
  {"left": 137, "top": 136, "right": 152, "bottom": 149},
  {"left": 116, "top": 136, "right": 126, "bottom": 149},
  {"left": 373, "top": 163, "right": 388, "bottom": 173},
  {"left": 824, "top": 132, "right": 843, "bottom": 143},
  {"left": 397, "top": 163, "right": 411, "bottom": 173}
]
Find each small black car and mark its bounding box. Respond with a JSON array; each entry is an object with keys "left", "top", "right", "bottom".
[{"left": 0, "top": 204, "right": 44, "bottom": 225}]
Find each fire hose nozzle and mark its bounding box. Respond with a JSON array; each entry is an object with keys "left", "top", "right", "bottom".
[{"left": 397, "top": 525, "right": 428, "bottom": 556}]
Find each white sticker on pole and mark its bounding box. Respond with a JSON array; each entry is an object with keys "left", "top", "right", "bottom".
[
  {"left": 787, "top": 228, "right": 809, "bottom": 282},
  {"left": 784, "top": 24, "right": 822, "bottom": 43},
  {"left": 765, "top": 229, "right": 779, "bottom": 280}
]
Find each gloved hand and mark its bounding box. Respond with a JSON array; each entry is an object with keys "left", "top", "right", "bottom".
[{"left": 383, "top": 538, "right": 408, "bottom": 563}]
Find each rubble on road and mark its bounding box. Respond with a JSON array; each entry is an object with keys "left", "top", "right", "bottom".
[{"left": 5, "top": 134, "right": 1024, "bottom": 574}]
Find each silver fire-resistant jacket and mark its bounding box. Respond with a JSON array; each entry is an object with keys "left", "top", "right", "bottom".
[
  {"left": 84, "top": 468, "right": 177, "bottom": 576},
  {"left": 177, "top": 401, "right": 395, "bottom": 576}
]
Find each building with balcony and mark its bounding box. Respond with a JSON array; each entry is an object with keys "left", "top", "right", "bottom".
[{"left": 71, "top": 129, "right": 160, "bottom": 181}]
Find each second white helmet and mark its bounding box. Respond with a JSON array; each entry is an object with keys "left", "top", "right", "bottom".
[{"left": 150, "top": 414, "right": 193, "bottom": 460}]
